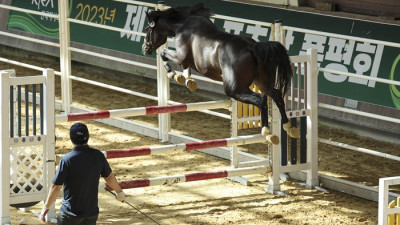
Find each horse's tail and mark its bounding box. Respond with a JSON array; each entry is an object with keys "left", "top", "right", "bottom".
[{"left": 253, "top": 41, "right": 293, "bottom": 97}]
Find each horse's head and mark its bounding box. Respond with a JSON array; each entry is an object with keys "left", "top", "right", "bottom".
[
  {"left": 142, "top": 4, "right": 213, "bottom": 55},
  {"left": 142, "top": 11, "right": 168, "bottom": 55}
]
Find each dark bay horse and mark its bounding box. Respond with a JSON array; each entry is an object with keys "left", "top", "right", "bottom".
[{"left": 142, "top": 3, "right": 299, "bottom": 139}]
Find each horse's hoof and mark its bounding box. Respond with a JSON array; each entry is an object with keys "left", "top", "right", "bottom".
[
  {"left": 186, "top": 79, "right": 197, "bottom": 91},
  {"left": 283, "top": 122, "right": 291, "bottom": 132},
  {"left": 174, "top": 74, "right": 186, "bottom": 85},
  {"left": 261, "top": 127, "right": 270, "bottom": 136},
  {"left": 167, "top": 71, "right": 176, "bottom": 79},
  {"left": 288, "top": 127, "right": 300, "bottom": 138},
  {"left": 283, "top": 122, "right": 300, "bottom": 138},
  {"left": 266, "top": 134, "right": 279, "bottom": 145}
]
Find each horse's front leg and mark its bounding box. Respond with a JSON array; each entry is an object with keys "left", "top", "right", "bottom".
[
  {"left": 160, "top": 49, "right": 178, "bottom": 79},
  {"left": 161, "top": 49, "right": 197, "bottom": 91}
]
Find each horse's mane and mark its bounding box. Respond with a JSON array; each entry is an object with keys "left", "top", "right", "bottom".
[{"left": 148, "top": 3, "right": 213, "bottom": 21}]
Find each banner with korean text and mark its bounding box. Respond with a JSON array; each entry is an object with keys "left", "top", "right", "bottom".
[{"left": 6, "top": 0, "right": 400, "bottom": 109}]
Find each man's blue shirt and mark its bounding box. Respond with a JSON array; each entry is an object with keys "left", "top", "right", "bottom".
[{"left": 53, "top": 145, "right": 112, "bottom": 217}]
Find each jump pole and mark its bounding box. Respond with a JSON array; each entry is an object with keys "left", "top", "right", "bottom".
[
  {"left": 55, "top": 100, "right": 231, "bottom": 122},
  {"left": 100, "top": 165, "right": 268, "bottom": 190},
  {"left": 104, "top": 134, "right": 278, "bottom": 158}
]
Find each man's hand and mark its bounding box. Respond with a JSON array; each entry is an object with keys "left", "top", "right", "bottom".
[
  {"left": 116, "top": 191, "right": 126, "bottom": 202},
  {"left": 40, "top": 206, "right": 49, "bottom": 222}
]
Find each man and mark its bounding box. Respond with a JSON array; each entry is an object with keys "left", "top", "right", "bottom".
[{"left": 41, "top": 122, "right": 126, "bottom": 224}]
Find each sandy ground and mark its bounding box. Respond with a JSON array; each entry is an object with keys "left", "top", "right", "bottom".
[{"left": 1, "top": 47, "right": 400, "bottom": 225}]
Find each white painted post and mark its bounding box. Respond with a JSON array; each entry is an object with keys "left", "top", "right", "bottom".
[
  {"left": 0, "top": 71, "right": 11, "bottom": 224},
  {"left": 274, "top": 20, "right": 281, "bottom": 42},
  {"left": 230, "top": 99, "right": 238, "bottom": 168},
  {"left": 267, "top": 20, "right": 283, "bottom": 193},
  {"left": 270, "top": 23, "right": 275, "bottom": 41},
  {"left": 378, "top": 178, "right": 389, "bottom": 225},
  {"left": 43, "top": 69, "right": 56, "bottom": 221},
  {"left": 268, "top": 94, "right": 282, "bottom": 193},
  {"left": 306, "top": 48, "right": 319, "bottom": 188},
  {"left": 58, "top": 0, "right": 72, "bottom": 112},
  {"left": 156, "top": 1, "right": 170, "bottom": 142},
  {"left": 377, "top": 177, "right": 400, "bottom": 225},
  {"left": 6, "top": 70, "right": 18, "bottom": 136}
]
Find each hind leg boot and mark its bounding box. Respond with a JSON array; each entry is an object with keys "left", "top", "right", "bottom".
[
  {"left": 283, "top": 122, "right": 300, "bottom": 138},
  {"left": 185, "top": 79, "right": 197, "bottom": 91},
  {"left": 174, "top": 73, "right": 186, "bottom": 85}
]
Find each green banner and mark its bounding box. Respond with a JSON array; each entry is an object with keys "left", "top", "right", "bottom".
[
  {"left": 7, "top": 0, "right": 61, "bottom": 37},
  {"left": 7, "top": 0, "right": 400, "bottom": 109}
]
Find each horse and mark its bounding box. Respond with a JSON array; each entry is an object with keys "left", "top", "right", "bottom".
[{"left": 142, "top": 3, "right": 299, "bottom": 139}]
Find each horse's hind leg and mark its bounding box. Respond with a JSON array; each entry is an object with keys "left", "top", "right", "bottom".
[
  {"left": 227, "top": 89, "right": 279, "bottom": 145},
  {"left": 267, "top": 88, "right": 300, "bottom": 138}
]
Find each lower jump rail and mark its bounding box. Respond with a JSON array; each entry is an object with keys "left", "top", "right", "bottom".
[{"left": 100, "top": 165, "right": 268, "bottom": 190}]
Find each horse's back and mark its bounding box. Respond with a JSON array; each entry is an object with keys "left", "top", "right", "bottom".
[{"left": 178, "top": 16, "right": 260, "bottom": 86}]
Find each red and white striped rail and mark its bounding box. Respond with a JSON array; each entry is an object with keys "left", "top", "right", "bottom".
[
  {"left": 103, "top": 134, "right": 273, "bottom": 158},
  {"left": 101, "top": 166, "right": 268, "bottom": 190},
  {"left": 55, "top": 100, "right": 230, "bottom": 122}
]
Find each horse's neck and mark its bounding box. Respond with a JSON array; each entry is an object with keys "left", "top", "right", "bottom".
[
  {"left": 161, "top": 18, "right": 183, "bottom": 37},
  {"left": 164, "top": 16, "right": 212, "bottom": 36}
]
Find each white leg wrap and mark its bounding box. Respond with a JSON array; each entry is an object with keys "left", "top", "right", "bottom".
[
  {"left": 261, "top": 127, "right": 270, "bottom": 136},
  {"left": 185, "top": 79, "right": 197, "bottom": 91},
  {"left": 167, "top": 71, "right": 176, "bottom": 79},
  {"left": 174, "top": 74, "right": 186, "bottom": 85},
  {"left": 266, "top": 134, "right": 279, "bottom": 145},
  {"left": 283, "top": 122, "right": 291, "bottom": 132}
]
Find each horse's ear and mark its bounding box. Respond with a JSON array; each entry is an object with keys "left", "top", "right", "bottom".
[{"left": 145, "top": 10, "right": 155, "bottom": 26}]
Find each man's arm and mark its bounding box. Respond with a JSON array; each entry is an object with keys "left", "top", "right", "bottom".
[
  {"left": 41, "top": 184, "right": 62, "bottom": 222},
  {"left": 104, "top": 172, "right": 126, "bottom": 201}
]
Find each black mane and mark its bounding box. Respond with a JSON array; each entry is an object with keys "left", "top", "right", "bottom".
[{"left": 147, "top": 3, "right": 213, "bottom": 21}]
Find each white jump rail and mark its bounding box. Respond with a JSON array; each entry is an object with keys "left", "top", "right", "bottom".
[
  {"left": 56, "top": 100, "right": 230, "bottom": 122},
  {"left": 378, "top": 176, "right": 400, "bottom": 225},
  {"left": 103, "top": 134, "right": 268, "bottom": 158},
  {"left": 319, "top": 138, "right": 400, "bottom": 162},
  {"left": 100, "top": 165, "right": 269, "bottom": 190}
]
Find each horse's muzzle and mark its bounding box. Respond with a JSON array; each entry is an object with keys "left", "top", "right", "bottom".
[{"left": 142, "top": 42, "right": 153, "bottom": 55}]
